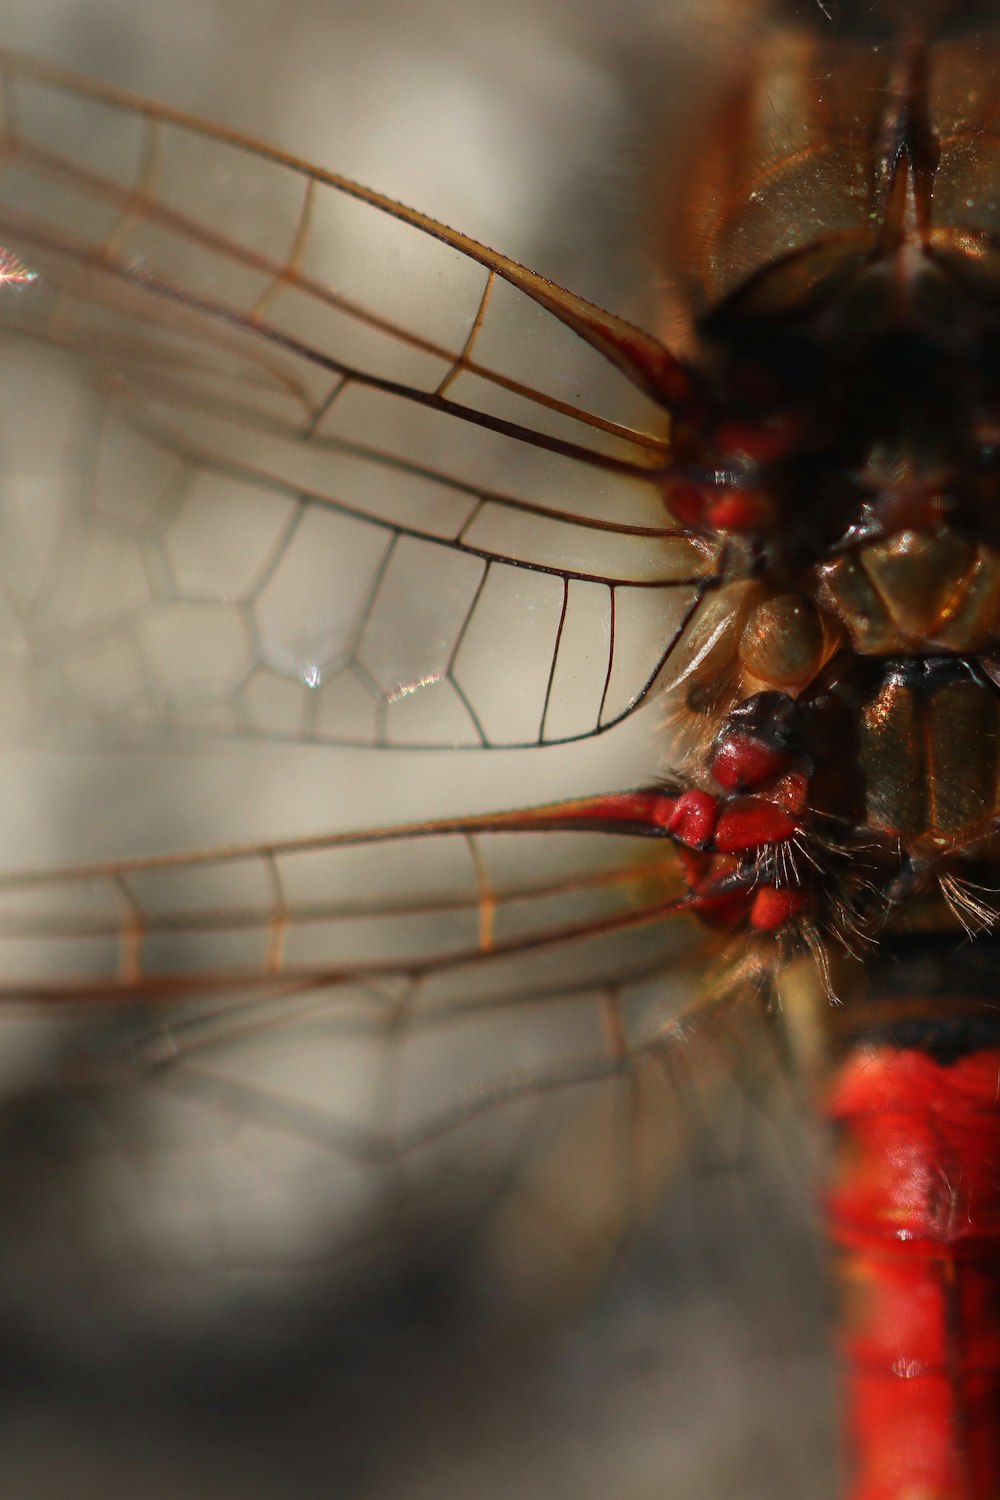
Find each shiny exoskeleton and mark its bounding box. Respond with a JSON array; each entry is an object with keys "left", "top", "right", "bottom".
[
  {"left": 1, "top": 16, "right": 999, "bottom": 1500},
  {"left": 655, "top": 14, "right": 1000, "bottom": 949},
  {"left": 649, "top": 13, "right": 1000, "bottom": 1497}
]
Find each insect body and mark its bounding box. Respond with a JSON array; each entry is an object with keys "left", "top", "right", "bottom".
[
  {"left": 651, "top": 16, "right": 1000, "bottom": 1497},
  {"left": 0, "top": 6, "right": 998, "bottom": 1498}
]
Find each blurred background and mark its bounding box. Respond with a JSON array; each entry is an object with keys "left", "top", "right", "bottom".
[{"left": 0, "top": 2, "right": 835, "bottom": 1497}]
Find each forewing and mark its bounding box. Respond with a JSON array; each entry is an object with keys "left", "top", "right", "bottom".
[{"left": 0, "top": 52, "right": 717, "bottom": 752}]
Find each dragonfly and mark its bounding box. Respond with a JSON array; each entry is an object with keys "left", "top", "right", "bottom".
[{"left": 0, "top": 1, "right": 994, "bottom": 1495}]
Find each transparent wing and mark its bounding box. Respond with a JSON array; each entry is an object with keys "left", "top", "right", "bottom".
[
  {"left": 0, "top": 51, "right": 731, "bottom": 1299},
  {"left": 0, "top": 51, "right": 717, "bottom": 752},
  {"left": 0, "top": 43, "right": 835, "bottom": 1500},
  {"left": 0, "top": 810, "right": 828, "bottom": 1499},
  {"left": 0, "top": 802, "right": 721, "bottom": 1299}
]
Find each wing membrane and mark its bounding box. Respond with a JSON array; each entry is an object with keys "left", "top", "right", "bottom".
[
  {"left": 0, "top": 51, "right": 744, "bottom": 1327},
  {"left": 0, "top": 51, "right": 716, "bottom": 751},
  {"left": 0, "top": 805, "right": 722, "bottom": 1303},
  {"left": 0, "top": 805, "right": 697, "bottom": 999}
]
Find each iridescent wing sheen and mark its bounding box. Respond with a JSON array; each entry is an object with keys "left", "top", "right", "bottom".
[{"left": 0, "top": 50, "right": 719, "bottom": 754}]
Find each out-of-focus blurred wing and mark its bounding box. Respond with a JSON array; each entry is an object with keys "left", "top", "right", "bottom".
[
  {"left": 0, "top": 801, "right": 826, "bottom": 1500},
  {"left": 0, "top": 51, "right": 717, "bottom": 753},
  {"left": 0, "top": 51, "right": 736, "bottom": 1328},
  {"left": 0, "top": 799, "right": 722, "bottom": 1313},
  {"left": 0, "top": 40, "right": 838, "bottom": 1500}
]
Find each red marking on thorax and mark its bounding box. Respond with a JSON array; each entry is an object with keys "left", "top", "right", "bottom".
[{"left": 710, "top": 731, "right": 791, "bottom": 791}]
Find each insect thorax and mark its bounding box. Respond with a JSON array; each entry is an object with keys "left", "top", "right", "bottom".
[{"left": 657, "top": 19, "right": 1000, "bottom": 944}]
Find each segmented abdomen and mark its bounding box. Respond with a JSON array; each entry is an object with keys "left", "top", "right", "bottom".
[{"left": 826, "top": 1040, "right": 1000, "bottom": 1500}]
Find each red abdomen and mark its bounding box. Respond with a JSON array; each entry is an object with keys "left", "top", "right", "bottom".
[{"left": 826, "top": 1044, "right": 1000, "bottom": 1500}]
